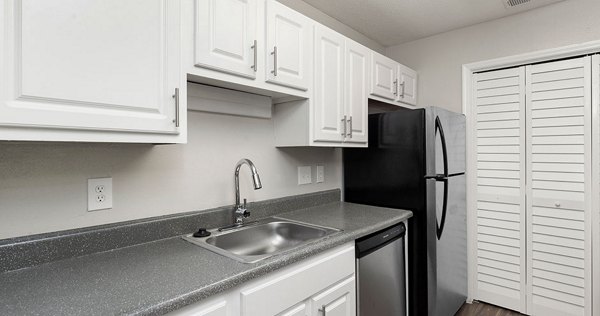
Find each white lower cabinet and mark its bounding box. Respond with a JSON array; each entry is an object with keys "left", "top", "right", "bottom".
[
  {"left": 169, "top": 243, "right": 356, "bottom": 316},
  {"left": 310, "top": 276, "right": 356, "bottom": 316}
]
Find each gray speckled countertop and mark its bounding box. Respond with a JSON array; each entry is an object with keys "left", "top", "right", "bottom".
[{"left": 0, "top": 202, "right": 411, "bottom": 316}]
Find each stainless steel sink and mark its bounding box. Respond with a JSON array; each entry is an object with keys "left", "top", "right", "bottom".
[{"left": 182, "top": 218, "right": 340, "bottom": 263}]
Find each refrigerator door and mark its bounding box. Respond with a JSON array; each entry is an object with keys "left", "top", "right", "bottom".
[
  {"left": 433, "top": 174, "right": 467, "bottom": 316},
  {"left": 425, "top": 107, "right": 467, "bottom": 316},
  {"left": 427, "top": 107, "right": 466, "bottom": 177}
]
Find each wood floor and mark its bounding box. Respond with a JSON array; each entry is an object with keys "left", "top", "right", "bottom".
[{"left": 455, "top": 301, "right": 524, "bottom": 316}]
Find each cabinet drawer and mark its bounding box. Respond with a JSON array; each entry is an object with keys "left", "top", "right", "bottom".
[{"left": 240, "top": 244, "right": 355, "bottom": 316}]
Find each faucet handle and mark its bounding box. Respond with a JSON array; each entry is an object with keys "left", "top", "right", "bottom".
[{"left": 243, "top": 199, "right": 250, "bottom": 218}]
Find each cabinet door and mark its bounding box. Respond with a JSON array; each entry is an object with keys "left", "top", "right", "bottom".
[
  {"left": 313, "top": 26, "right": 344, "bottom": 143},
  {"left": 370, "top": 52, "right": 397, "bottom": 101},
  {"left": 265, "top": 0, "right": 311, "bottom": 91},
  {"left": 397, "top": 64, "right": 417, "bottom": 106},
  {"left": 310, "top": 276, "right": 356, "bottom": 316},
  {"left": 195, "top": 0, "right": 257, "bottom": 79},
  {"left": 0, "top": 0, "right": 181, "bottom": 141},
  {"left": 169, "top": 299, "right": 229, "bottom": 316},
  {"left": 277, "top": 302, "right": 308, "bottom": 316},
  {"left": 526, "top": 56, "right": 592, "bottom": 316},
  {"left": 344, "top": 40, "right": 369, "bottom": 144}
]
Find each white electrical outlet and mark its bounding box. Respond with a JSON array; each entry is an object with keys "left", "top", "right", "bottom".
[
  {"left": 298, "top": 166, "right": 312, "bottom": 185},
  {"left": 316, "top": 165, "right": 325, "bottom": 183},
  {"left": 88, "top": 178, "right": 113, "bottom": 211}
]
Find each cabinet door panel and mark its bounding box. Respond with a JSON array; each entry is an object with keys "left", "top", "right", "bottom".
[
  {"left": 370, "top": 52, "right": 397, "bottom": 100},
  {"left": 397, "top": 64, "right": 417, "bottom": 106},
  {"left": 169, "top": 300, "right": 228, "bottom": 316},
  {"left": 266, "top": 0, "right": 311, "bottom": 91},
  {"left": 313, "top": 26, "right": 344, "bottom": 143},
  {"left": 240, "top": 245, "right": 354, "bottom": 316},
  {"left": 277, "top": 302, "right": 307, "bottom": 316},
  {"left": 310, "top": 276, "right": 355, "bottom": 316},
  {"left": 345, "top": 40, "right": 368, "bottom": 144},
  {"left": 195, "top": 0, "right": 257, "bottom": 78},
  {"left": 0, "top": 0, "right": 180, "bottom": 138}
]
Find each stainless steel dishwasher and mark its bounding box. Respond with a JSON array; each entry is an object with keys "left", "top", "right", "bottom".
[{"left": 356, "top": 222, "right": 406, "bottom": 316}]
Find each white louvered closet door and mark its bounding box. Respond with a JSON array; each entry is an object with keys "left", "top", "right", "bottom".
[
  {"left": 474, "top": 67, "right": 528, "bottom": 313},
  {"left": 526, "top": 56, "right": 592, "bottom": 316},
  {"left": 592, "top": 54, "right": 600, "bottom": 316}
]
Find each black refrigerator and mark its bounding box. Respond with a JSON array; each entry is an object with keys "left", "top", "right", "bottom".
[{"left": 344, "top": 106, "right": 467, "bottom": 316}]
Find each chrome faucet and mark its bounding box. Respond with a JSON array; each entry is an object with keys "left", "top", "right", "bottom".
[{"left": 232, "top": 158, "right": 262, "bottom": 226}]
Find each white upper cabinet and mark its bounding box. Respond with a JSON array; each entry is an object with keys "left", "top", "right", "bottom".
[
  {"left": 313, "top": 26, "right": 345, "bottom": 143},
  {"left": 186, "top": 0, "right": 310, "bottom": 100},
  {"left": 369, "top": 51, "right": 418, "bottom": 107},
  {"left": 397, "top": 64, "right": 418, "bottom": 106},
  {"left": 265, "top": 0, "right": 312, "bottom": 91},
  {"left": 370, "top": 52, "right": 398, "bottom": 101},
  {"left": 0, "top": 0, "right": 184, "bottom": 143},
  {"left": 345, "top": 40, "right": 369, "bottom": 144},
  {"left": 195, "top": 0, "right": 257, "bottom": 79},
  {"left": 274, "top": 25, "right": 368, "bottom": 147}
]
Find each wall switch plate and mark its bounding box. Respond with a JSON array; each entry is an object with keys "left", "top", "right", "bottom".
[
  {"left": 88, "top": 178, "right": 113, "bottom": 211},
  {"left": 316, "top": 165, "right": 324, "bottom": 183},
  {"left": 298, "top": 166, "right": 312, "bottom": 185}
]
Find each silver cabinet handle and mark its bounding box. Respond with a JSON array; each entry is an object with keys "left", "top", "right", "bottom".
[
  {"left": 341, "top": 115, "right": 347, "bottom": 137},
  {"left": 251, "top": 40, "right": 257, "bottom": 72},
  {"left": 319, "top": 305, "right": 327, "bottom": 316},
  {"left": 393, "top": 79, "right": 398, "bottom": 96},
  {"left": 348, "top": 116, "right": 353, "bottom": 138},
  {"left": 271, "top": 46, "right": 278, "bottom": 76},
  {"left": 172, "top": 88, "right": 180, "bottom": 127},
  {"left": 400, "top": 81, "right": 406, "bottom": 98}
]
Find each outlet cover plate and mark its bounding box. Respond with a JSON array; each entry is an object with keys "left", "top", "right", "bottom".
[
  {"left": 298, "top": 166, "right": 312, "bottom": 185},
  {"left": 88, "top": 178, "right": 113, "bottom": 211},
  {"left": 316, "top": 165, "right": 324, "bottom": 183}
]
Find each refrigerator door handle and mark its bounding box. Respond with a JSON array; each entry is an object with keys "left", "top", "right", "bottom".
[
  {"left": 436, "top": 116, "right": 449, "bottom": 177},
  {"left": 437, "top": 178, "right": 448, "bottom": 240}
]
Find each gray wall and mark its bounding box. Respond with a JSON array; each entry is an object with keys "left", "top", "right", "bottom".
[
  {"left": 385, "top": 0, "right": 600, "bottom": 113},
  {"left": 0, "top": 1, "right": 391, "bottom": 240},
  {"left": 0, "top": 103, "right": 341, "bottom": 239}
]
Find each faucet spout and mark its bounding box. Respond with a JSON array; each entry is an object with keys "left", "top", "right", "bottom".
[{"left": 234, "top": 158, "right": 262, "bottom": 209}]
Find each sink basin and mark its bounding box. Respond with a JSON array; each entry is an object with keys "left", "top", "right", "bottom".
[{"left": 182, "top": 218, "right": 340, "bottom": 263}]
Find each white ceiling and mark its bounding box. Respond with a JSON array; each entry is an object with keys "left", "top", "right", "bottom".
[{"left": 300, "top": 0, "right": 566, "bottom": 46}]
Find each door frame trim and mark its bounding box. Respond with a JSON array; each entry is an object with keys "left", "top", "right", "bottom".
[{"left": 462, "top": 39, "right": 600, "bottom": 316}]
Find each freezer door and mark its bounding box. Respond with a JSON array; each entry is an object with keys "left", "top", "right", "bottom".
[
  {"left": 433, "top": 174, "right": 467, "bottom": 316},
  {"left": 426, "top": 107, "right": 466, "bottom": 177}
]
